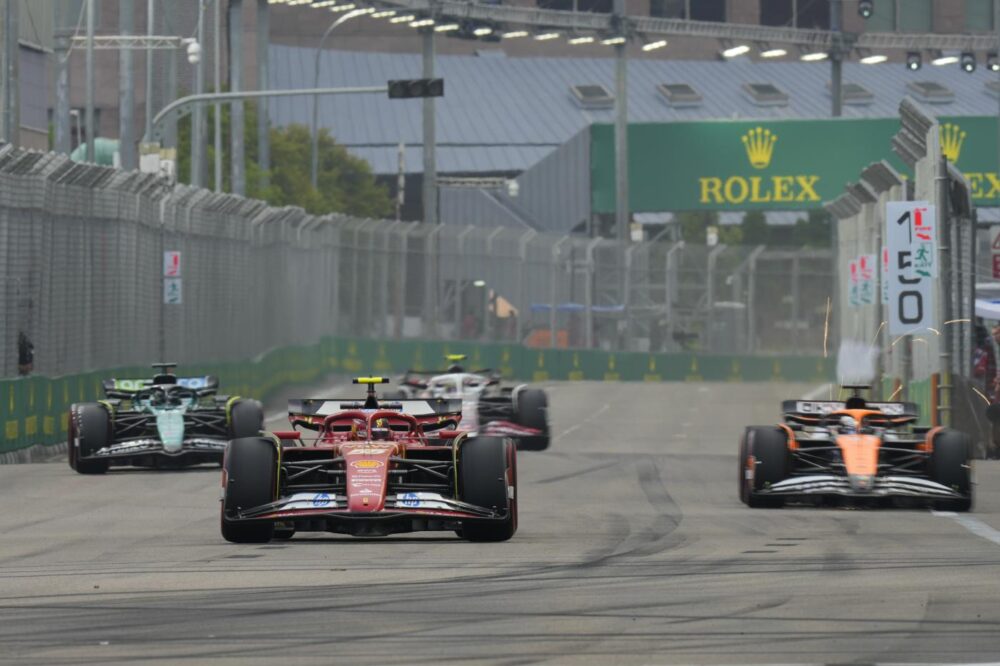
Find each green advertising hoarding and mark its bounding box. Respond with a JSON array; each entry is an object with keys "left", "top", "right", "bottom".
[{"left": 591, "top": 116, "right": 997, "bottom": 213}]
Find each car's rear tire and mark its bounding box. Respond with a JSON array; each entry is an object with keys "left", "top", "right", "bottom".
[
  {"left": 69, "top": 403, "right": 111, "bottom": 475},
  {"left": 228, "top": 399, "right": 264, "bottom": 439},
  {"left": 930, "top": 429, "right": 973, "bottom": 512},
  {"left": 458, "top": 436, "right": 517, "bottom": 542},
  {"left": 221, "top": 437, "right": 277, "bottom": 543},
  {"left": 514, "top": 388, "right": 549, "bottom": 450},
  {"left": 742, "top": 426, "right": 789, "bottom": 508}
]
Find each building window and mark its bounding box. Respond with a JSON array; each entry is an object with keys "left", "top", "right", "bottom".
[
  {"left": 760, "top": 0, "right": 793, "bottom": 26},
  {"left": 864, "top": 0, "right": 896, "bottom": 32},
  {"left": 966, "top": 0, "right": 994, "bottom": 31},
  {"left": 537, "top": 0, "right": 612, "bottom": 11},
  {"left": 898, "top": 0, "right": 931, "bottom": 31},
  {"left": 649, "top": 0, "right": 686, "bottom": 18},
  {"left": 691, "top": 0, "right": 725, "bottom": 21},
  {"left": 650, "top": 0, "right": 724, "bottom": 20},
  {"left": 760, "top": 0, "right": 828, "bottom": 28}
]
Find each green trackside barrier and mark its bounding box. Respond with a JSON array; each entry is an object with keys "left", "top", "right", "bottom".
[{"left": 0, "top": 335, "right": 832, "bottom": 455}]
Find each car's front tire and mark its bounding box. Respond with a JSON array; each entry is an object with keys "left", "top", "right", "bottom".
[
  {"left": 69, "top": 403, "right": 111, "bottom": 475},
  {"left": 930, "top": 429, "right": 973, "bottom": 512},
  {"left": 741, "top": 426, "right": 789, "bottom": 508},
  {"left": 458, "top": 436, "right": 517, "bottom": 542},
  {"left": 221, "top": 437, "right": 278, "bottom": 543}
]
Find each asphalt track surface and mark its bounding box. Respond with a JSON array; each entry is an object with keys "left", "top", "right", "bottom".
[{"left": 3, "top": 381, "right": 1000, "bottom": 665}]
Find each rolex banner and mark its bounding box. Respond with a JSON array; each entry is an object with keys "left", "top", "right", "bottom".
[{"left": 590, "top": 116, "right": 994, "bottom": 213}]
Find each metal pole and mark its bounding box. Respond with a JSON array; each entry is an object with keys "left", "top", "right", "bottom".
[
  {"left": 213, "top": 0, "right": 222, "bottom": 191},
  {"left": 191, "top": 0, "right": 206, "bottom": 186},
  {"left": 2, "top": 0, "right": 20, "bottom": 146},
  {"left": 229, "top": 0, "right": 245, "bottom": 196},
  {"left": 396, "top": 142, "right": 405, "bottom": 221},
  {"left": 54, "top": 4, "right": 71, "bottom": 154},
  {"left": 307, "top": 9, "right": 370, "bottom": 188},
  {"left": 830, "top": 0, "right": 842, "bottom": 117},
  {"left": 256, "top": 0, "right": 269, "bottom": 192},
  {"left": 163, "top": 31, "right": 178, "bottom": 150},
  {"left": 937, "top": 154, "right": 952, "bottom": 427},
  {"left": 422, "top": 25, "right": 437, "bottom": 225},
  {"left": 120, "top": 0, "right": 136, "bottom": 170},
  {"left": 613, "top": 7, "right": 629, "bottom": 347},
  {"left": 145, "top": 0, "right": 155, "bottom": 140},
  {"left": 85, "top": 0, "right": 96, "bottom": 162},
  {"left": 996, "top": 0, "right": 1000, "bottom": 200}
]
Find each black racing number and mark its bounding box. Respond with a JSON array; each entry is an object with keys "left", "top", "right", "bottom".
[{"left": 898, "top": 290, "right": 923, "bottom": 324}]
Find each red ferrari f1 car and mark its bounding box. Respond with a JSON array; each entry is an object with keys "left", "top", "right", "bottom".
[
  {"left": 220, "top": 377, "right": 517, "bottom": 543},
  {"left": 739, "top": 388, "right": 972, "bottom": 510}
]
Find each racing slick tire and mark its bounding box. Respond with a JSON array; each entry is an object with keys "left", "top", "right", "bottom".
[
  {"left": 513, "top": 388, "right": 549, "bottom": 451},
  {"left": 740, "top": 426, "right": 789, "bottom": 508},
  {"left": 458, "top": 436, "right": 517, "bottom": 542},
  {"left": 69, "top": 403, "right": 111, "bottom": 475},
  {"left": 221, "top": 437, "right": 277, "bottom": 543},
  {"left": 228, "top": 399, "right": 264, "bottom": 439},
  {"left": 929, "top": 429, "right": 973, "bottom": 512}
]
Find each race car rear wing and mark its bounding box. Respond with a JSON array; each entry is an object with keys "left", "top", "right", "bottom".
[
  {"left": 781, "top": 400, "right": 920, "bottom": 419},
  {"left": 102, "top": 375, "right": 220, "bottom": 396},
  {"left": 287, "top": 397, "right": 464, "bottom": 431}
]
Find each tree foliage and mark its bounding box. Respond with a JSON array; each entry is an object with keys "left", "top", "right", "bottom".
[{"left": 176, "top": 101, "right": 392, "bottom": 218}]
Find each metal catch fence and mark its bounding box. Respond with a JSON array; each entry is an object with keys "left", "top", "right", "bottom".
[{"left": 0, "top": 143, "right": 832, "bottom": 379}]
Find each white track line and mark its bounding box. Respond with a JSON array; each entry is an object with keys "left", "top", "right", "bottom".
[
  {"left": 553, "top": 403, "right": 610, "bottom": 442},
  {"left": 932, "top": 511, "right": 1000, "bottom": 547}
]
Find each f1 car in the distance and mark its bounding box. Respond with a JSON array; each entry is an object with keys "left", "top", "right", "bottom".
[
  {"left": 739, "top": 387, "right": 972, "bottom": 510},
  {"left": 386, "top": 354, "right": 550, "bottom": 450},
  {"left": 68, "top": 363, "right": 263, "bottom": 474},
  {"left": 219, "top": 377, "right": 517, "bottom": 543}
]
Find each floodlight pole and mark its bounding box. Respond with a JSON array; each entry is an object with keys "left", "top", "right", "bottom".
[
  {"left": 829, "top": 0, "right": 842, "bottom": 117},
  {"left": 422, "top": 24, "right": 437, "bottom": 226},
  {"left": 229, "top": 0, "right": 245, "bottom": 195},
  {"left": 120, "top": 0, "right": 136, "bottom": 170},
  {"left": 85, "top": 0, "right": 96, "bottom": 162}
]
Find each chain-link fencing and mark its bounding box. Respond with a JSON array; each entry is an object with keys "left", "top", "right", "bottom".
[{"left": 0, "top": 142, "right": 832, "bottom": 382}]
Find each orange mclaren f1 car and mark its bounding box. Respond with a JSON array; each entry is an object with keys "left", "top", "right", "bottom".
[{"left": 739, "top": 388, "right": 972, "bottom": 510}]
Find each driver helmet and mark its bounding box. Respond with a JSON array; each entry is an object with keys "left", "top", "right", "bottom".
[
  {"left": 371, "top": 418, "right": 392, "bottom": 441},
  {"left": 447, "top": 363, "right": 464, "bottom": 373}
]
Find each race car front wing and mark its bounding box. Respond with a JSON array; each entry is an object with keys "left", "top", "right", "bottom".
[{"left": 760, "top": 474, "right": 966, "bottom": 499}]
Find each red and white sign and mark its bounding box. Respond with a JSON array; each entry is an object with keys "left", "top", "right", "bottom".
[
  {"left": 993, "top": 255, "right": 1000, "bottom": 279},
  {"left": 163, "top": 251, "right": 182, "bottom": 277}
]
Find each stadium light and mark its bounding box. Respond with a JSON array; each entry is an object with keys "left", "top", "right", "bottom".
[
  {"left": 569, "top": 35, "right": 595, "bottom": 45},
  {"left": 473, "top": 26, "right": 493, "bottom": 37},
  {"left": 371, "top": 10, "right": 396, "bottom": 18},
  {"left": 721, "top": 43, "right": 750, "bottom": 58},
  {"left": 389, "top": 14, "right": 415, "bottom": 23},
  {"left": 759, "top": 43, "right": 787, "bottom": 58},
  {"left": 535, "top": 31, "right": 560, "bottom": 41},
  {"left": 932, "top": 51, "right": 959, "bottom": 66},
  {"left": 860, "top": 53, "right": 887, "bottom": 64},
  {"left": 642, "top": 39, "right": 667, "bottom": 52},
  {"left": 601, "top": 35, "right": 626, "bottom": 45},
  {"left": 410, "top": 17, "right": 434, "bottom": 28},
  {"left": 434, "top": 22, "right": 460, "bottom": 32},
  {"left": 858, "top": 0, "right": 874, "bottom": 19},
  {"left": 988, "top": 52, "right": 1000, "bottom": 71},
  {"left": 960, "top": 51, "right": 976, "bottom": 72},
  {"left": 501, "top": 30, "right": 528, "bottom": 39},
  {"left": 906, "top": 51, "right": 922, "bottom": 70},
  {"left": 800, "top": 50, "right": 828, "bottom": 61}
]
